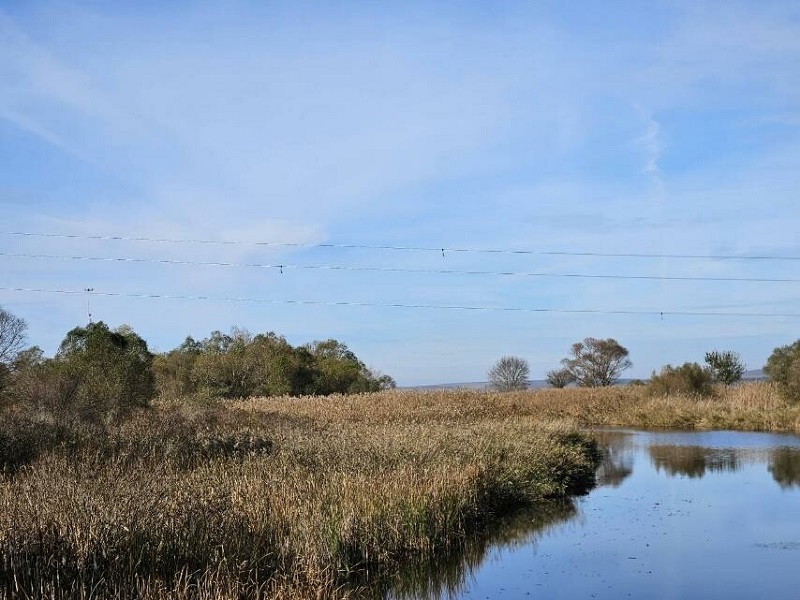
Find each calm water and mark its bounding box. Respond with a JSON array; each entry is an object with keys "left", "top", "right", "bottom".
[{"left": 385, "top": 430, "right": 800, "bottom": 600}]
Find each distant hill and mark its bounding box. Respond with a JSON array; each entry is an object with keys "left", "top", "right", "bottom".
[
  {"left": 742, "top": 369, "right": 766, "bottom": 381},
  {"left": 405, "top": 380, "right": 550, "bottom": 391},
  {"left": 407, "top": 382, "right": 488, "bottom": 390}
]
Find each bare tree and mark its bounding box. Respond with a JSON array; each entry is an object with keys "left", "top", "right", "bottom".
[
  {"left": 560, "top": 337, "right": 632, "bottom": 387},
  {"left": 546, "top": 368, "right": 574, "bottom": 388},
  {"left": 488, "top": 356, "right": 530, "bottom": 391},
  {"left": 0, "top": 307, "right": 27, "bottom": 365}
]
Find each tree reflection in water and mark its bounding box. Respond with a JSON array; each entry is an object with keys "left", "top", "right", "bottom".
[
  {"left": 377, "top": 433, "right": 800, "bottom": 599},
  {"left": 769, "top": 447, "right": 800, "bottom": 489},
  {"left": 592, "top": 431, "right": 634, "bottom": 488},
  {"left": 648, "top": 445, "right": 741, "bottom": 478},
  {"left": 374, "top": 500, "right": 578, "bottom": 600},
  {"left": 378, "top": 433, "right": 636, "bottom": 599}
]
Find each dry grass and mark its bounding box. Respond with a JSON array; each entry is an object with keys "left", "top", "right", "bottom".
[
  {"left": 232, "top": 380, "right": 798, "bottom": 433},
  {"left": 0, "top": 392, "right": 599, "bottom": 599},
  {"left": 495, "top": 380, "right": 800, "bottom": 432}
]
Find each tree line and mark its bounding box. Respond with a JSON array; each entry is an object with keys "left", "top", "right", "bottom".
[
  {"left": 155, "top": 328, "right": 395, "bottom": 399},
  {"left": 488, "top": 336, "right": 800, "bottom": 402},
  {"left": 0, "top": 306, "right": 395, "bottom": 422}
]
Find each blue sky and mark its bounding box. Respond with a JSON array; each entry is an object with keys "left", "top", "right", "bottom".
[{"left": 1, "top": 1, "right": 799, "bottom": 385}]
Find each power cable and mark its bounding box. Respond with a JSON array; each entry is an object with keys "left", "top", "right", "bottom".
[
  {"left": 3, "top": 231, "right": 799, "bottom": 261},
  {"left": 1, "top": 251, "right": 798, "bottom": 283},
  {"left": 1, "top": 286, "right": 799, "bottom": 318}
]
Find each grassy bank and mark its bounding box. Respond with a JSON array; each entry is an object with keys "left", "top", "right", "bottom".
[
  {"left": 0, "top": 393, "right": 600, "bottom": 599},
  {"left": 479, "top": 380, "right": 800, "bottom": 432}
]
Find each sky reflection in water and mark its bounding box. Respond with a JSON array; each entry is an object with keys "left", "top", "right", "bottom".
[{"left": 384, "top": 430, "right": 800, "bottom": 600}]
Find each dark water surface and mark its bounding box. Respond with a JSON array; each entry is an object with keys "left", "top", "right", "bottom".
[{"left": 386, "top": 430, "right": 800, "bottom": 599}]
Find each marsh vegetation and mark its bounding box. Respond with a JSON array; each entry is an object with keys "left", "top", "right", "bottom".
[
  {"left": 2, "top": 383, "right": 798, "bottom": 598},
  {"left": 0, "top": 391, "right": 601, "bottom": 599}
]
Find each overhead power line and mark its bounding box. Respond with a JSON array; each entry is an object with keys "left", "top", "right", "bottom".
[
  {"left": 1, "top": 251, "right": 798, "bottom": 283},
  {"left": 1, "top": 286, "right": 799, "bottom": 318},
  {"left": 2, "top": 231, "right": 799, "bottom": 261}
]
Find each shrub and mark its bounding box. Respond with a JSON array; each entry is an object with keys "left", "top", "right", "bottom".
[
  {"left": 647, "top": 362, "right": 715, "bottom": 398},
  {"left": 764, "top": 340, "right": 800, "bottom": 403},
  {"left": 546, "top": 368, "right": 574, "bottom": 388},
  {"left": 54, "top": 322, "right": 156, "bottom": 421},
  {"left": 7, "top": 360, "right": 81, "bottom": 417}
]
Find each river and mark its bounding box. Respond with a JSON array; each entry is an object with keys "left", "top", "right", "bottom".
[{"left": 384, "top": 429, "right": 800, "bottom": 599}]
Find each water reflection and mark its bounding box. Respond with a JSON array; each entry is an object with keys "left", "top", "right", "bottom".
[
  {"left": 769, "top": 447, "right": 800, "bottom": 489},
  {"left": 648, "top": 445, "right": 741, "bottom": 478},
  {"left": 592, "top": 431, "right": 634, "bottom": 488},
  {"left": 380, "top": 435, "right": 634, "bottom": 599},
  {"left": 379, "top": 501, "right": 577, "bottom": 600},
  {"left": 380, "top": 431, "right": 800, "bottom": 600}
]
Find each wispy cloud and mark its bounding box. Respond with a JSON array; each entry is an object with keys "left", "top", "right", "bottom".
[
  {"left": 641, "top": 116, "right": 661, "bottom": 177},
  {"left": 1, "top": 2, "right": 799, "bottom": 384}
]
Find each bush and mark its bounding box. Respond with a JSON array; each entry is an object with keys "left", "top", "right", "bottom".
[
  {"left": 647, "top": 362, "right": 715, "bottom": 398},
  {"left": 7, "top": 360, "right": 81, "bottom": 417},
  {"left": 54, "top": 322, "right": 156, "bottom": 421},
  {"left": 764, "top": 340, "right": 800, "bottom": 403},
  {"left": 546, "top": 368, "right": 574, "bottom": 388}
]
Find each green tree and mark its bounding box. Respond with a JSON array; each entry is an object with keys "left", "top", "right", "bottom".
[
  {"left": 244, "top": 332, "right": 293, "bottom": 396},
  {"left": 560, "top": 337, "right": 632, "bottom": 387},
  {"left": 155, "top": 329, "right": 395, "bottom": 399},
  {"left": 764, "top": 340, "right": 800, "bottom": 402},
  {"left": 153, "top": 337, "right": 202, "bottom": 398},
  {"left": 304, "top": 339, "right": 395, "bottom": 395},
  {"left": 306, "top": 339, "right": 364, "bottom": 394},
  {"left": 189, "top": 328, "right": 258, "bottom": 398},
  {"left": 55, "top": 322, "right": 155, "bottom": 419},
  {"left": 287, "top": 346, "right": 318, "bottom": 395},
  {"left": 488, "top": 356, "right": 530, "bottom": 391},
  {"left": 704, "top": 350, "right": 745, "bottom": 385},
  {"left": 348, "top": 367, "right": 397, "bottom": 393}
]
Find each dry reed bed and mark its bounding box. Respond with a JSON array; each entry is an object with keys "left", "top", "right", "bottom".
[
  {"left": 3, "top": 382, "right": 796, "bottom": 599},
  {"left": 0, "top": 394, "right": 599, "bottom": 599},
  {"left": 234, "top": 381, "right": 799, "bottom": 433},
  {"left": 512, "top": 381, "right": 800, "bottom": 432}
]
